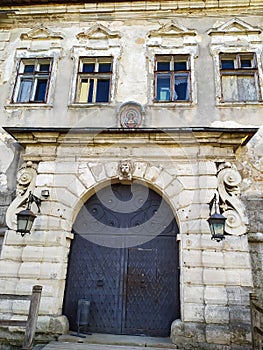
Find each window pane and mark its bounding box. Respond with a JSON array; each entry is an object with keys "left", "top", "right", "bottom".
[
  {"left": 83, "top": 63, "right": 95, "bottom": 73},
  {"left": 222, "top": 75, "right": 239, "bottom": 101},
  {"left": 88, "top": 79, "right": 94, "bottom": 103},
  {"left": 96, "top": 79, "right": 110, "bottom": 102},
  {"left": 156, "top": 74, "right": 171, "bottom": 101},
  {"left": 157, "top": 62, "right": 170, "bottom": 71},
  {"left": 174, "top": 61, "right": 187, "bottom": 71},
  {"left": 17, "top": 79, "right": 32, "bottom": 102},
  {"left": 24, "top": 65, "right": 34, "bottom": 73},
  {"left": 237, "top": 75, "right": 258, "bottom": 101},
  {"left": 221, "top": 60, "right": 234, "bottom": 69},
  {"left": 240, "top": 59, "right": 252, "bottom": 68},
  {"left": 34, "top": 79, "right": 47, "bottom": 101},
  {"left": 174, "top": 73, "right": 189, "bottom": 100},
  {"left": 79, "top": 79, "right": 89, "bottom": 103},
  {"left": 98, "top": 63, "right": 112, "bottom": 73},
  {"left": 39, "top": 64, "right": 50, "bottom": 72}
]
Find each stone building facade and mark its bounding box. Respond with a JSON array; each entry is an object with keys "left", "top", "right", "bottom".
[{"left": 0, "top": 1, "right": 263, "bottom": 349}]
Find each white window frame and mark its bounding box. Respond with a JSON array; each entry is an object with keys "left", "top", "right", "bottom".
[
  {"left": 12, "top": 58, "right": 53, "bottom": 104},
  {"left": 69, "top": 47, "right": 120, "bottom": 107},
  {"left": 9, "top": 48, "right": 61, "bottom": 107},
  {"left": 75, "top": 56, "right": 113, "bottom": 104},
  {"left": 219, "top": 52, "right": 262, "bottom": 103},
  {"left": 154, "top": 54, "right": 191, "bottom": 103},
  {"left": 147, "top": 48, "right": 197, "bottom": 106}
]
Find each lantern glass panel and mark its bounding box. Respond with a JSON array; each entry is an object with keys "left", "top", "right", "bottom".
[
  {"left": 16, "top": 209, "right": 36, "bottom": 234},
  {"left": 207, "top": 213, "right": 226, "bottom": 242}
]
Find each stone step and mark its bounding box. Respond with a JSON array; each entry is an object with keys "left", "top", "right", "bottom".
[
  {"left": 34, "top": 333, "right": 178, "bottom": 350},
  {"left": 37, "top": 343, "right": 177, "bottom": 350}
]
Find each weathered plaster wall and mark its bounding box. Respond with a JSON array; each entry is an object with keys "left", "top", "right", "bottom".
[
  {"left": 0, "top": 30, "right": 23, "bottom": 255},
  {"left": 236, "top": 130, "right": 263, "bottom": 305},
  {"left": 0, "top": 11, "right": 263, "bottom": 128}
]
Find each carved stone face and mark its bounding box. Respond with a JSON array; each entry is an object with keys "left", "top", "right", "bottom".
[{"left": 120, "top": 162, "right": 131, "bottom": 175}]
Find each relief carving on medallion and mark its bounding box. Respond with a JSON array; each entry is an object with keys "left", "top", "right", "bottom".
[
  {"left": 118, "top": 101, "right": 144, "bottom": 128},
  {"left": 217, "top": 162, "right": 248, "bottom": 236}
]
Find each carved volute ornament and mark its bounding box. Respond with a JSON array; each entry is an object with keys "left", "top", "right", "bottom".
[
  {"left": 217, "top": 162, "right": 248, "bottom": 236},
  {"left": 6, "top": 161, "right": 38, "bottom": 231},
  {"left": 118, "top": 160, "right": 133, "bottom": 182}
]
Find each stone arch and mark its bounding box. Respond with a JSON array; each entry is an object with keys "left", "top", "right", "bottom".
[{"left": 58, "top": 160, "right": 188, "bottom": 234}]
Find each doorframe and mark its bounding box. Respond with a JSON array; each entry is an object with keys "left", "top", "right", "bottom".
[{"left": 64, "top": 180, "right": 182, "bottom": 336}]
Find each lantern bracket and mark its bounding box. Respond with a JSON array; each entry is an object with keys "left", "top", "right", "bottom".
[{"left": 25, "top": 191, "right": 41, "bottom": 213}]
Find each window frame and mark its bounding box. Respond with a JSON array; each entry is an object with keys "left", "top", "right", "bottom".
[
  {"left": 75, "top": 56, "right": 113, "bottom": 104},
  {"left": 219, "top": 52, "right": 262, "bottom": 103},
  {"left": 12, "top": 58, "right": 53, "bottom": 104},
  {"left": 154, "top": 54, "right": 191, "bottom": 103}
]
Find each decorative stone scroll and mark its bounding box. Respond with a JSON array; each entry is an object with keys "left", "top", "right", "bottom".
[
  {"left": 6, "top": 161, "right": 38, "bottom": 231},
  {"left": 217, "top": 162, "right": 248, "bottom": 236},
  {"left": 118, "top": 160, "right": 133, "bottom": 182}
]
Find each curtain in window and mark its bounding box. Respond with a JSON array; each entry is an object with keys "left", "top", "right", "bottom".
[
  {"left": 222, "top": 75, "right": 257, "bottom": 101},
  {"left": 17, "top": 79, "right": 32, "bottom": 102},
  {"left": 174, "top": 74, "right": 189, "bottom": 101}
]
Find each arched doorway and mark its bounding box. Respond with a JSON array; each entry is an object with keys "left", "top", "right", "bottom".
[{"left": 63, "top": 183, "right": 180, "bottom": 337}]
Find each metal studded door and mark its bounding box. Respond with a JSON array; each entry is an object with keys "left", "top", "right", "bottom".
[{"left": 63, "top": 183, "right": 180, "bottom": 336}]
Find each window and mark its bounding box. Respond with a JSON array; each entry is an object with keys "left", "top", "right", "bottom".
[
  {"left": 75, "top": 57, "right": 112, "bottom": 103},
  {"left": 154, "top": 55, "right": 190, "bottom": 102},
  {"left": 13, "top": 58, "right": 52, "bottom": 103},
  {"left": 220, "top": 53, "right": 261, "bottom": 102}
]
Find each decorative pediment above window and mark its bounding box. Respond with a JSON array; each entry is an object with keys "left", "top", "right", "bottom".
[
  {"left": 208, "top": 18, "right": 261, "bottom": 36},
  {"left": 147, "top": 21, "right": 198, "bottom": 51},
  {"left": 20, "top": 25, "right": 64, "bottom": 41},
  {"left": 149, "top": 21, "right": 197, "bottom": 38},
  {"left": 208, "top": 18, "right": 262, "bottom": 48},
  {"left": 76, "top": 24, "right": 120, "bottom": 49}
]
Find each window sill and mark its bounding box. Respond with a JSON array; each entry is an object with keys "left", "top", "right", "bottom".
[
  {"left": 5, "top": 103, "right": 53, "bottom": 110},
  {"left": 216, "top": 101, "right": 263, "bottom": 107},
  {"left": 68, "top": 103, "right": 114, "bottom": 109},
  {"left": 149, "top": 101, "right": 195, "bottom": 108}
]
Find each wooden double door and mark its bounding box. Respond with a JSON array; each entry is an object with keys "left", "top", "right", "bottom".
[{"left": 63, "top": 183, "right": 180, "bottom": 336}]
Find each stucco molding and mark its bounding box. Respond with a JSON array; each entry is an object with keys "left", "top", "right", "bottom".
[
  {"left": 76, "top": 24, "right": 120, "bottom": 41},
  {"left": 148, "top": 21, "right": 197, "bottom": 38},
  {"left": 208, "top": 18, "right": 263, "bottom": 50},
  {"left": 76, "top": 24, "right": 121, "bottom": 49},
  {"left": 147, "top": 20, "right": 199, "bottom": 51},
  {"left": 217, "top": 162, "right": 248, "bottom": 236},
  {"left": 208, "top": 18, "right": 261, "bottom": 36},
  {"left": 20, "top": 25, "right": 64, "bottom": 41}
]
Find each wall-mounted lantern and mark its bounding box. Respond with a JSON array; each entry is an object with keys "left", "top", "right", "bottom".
[
  {"left": 207, "top": 193, "right": 226, "bottom": 242},
  {"left": 16, "top": 192, "right": 41, "bottom": 237}
]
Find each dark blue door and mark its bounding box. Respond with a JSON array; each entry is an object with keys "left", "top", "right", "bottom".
[{"left": 63, "top": 183, "right": 180, "bottom": 336}]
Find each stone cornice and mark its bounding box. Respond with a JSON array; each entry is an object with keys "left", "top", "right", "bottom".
[
  {"left": 3, "top": 127, "right": 258, "bottom": 151},
  {"left": 1, "top": 0, "right": 263, "bottom": 5},
  {"left": 1, "top": 0, "right": 263, "bottom": 15}
]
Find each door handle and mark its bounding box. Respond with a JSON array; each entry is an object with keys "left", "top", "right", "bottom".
[{"left": 97, "top": 279, "right": 104, "bottom": 287}]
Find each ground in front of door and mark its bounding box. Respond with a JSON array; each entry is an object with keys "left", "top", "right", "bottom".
[{"left": 33, "top": 333, "right": 178, "bottom": 349}]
